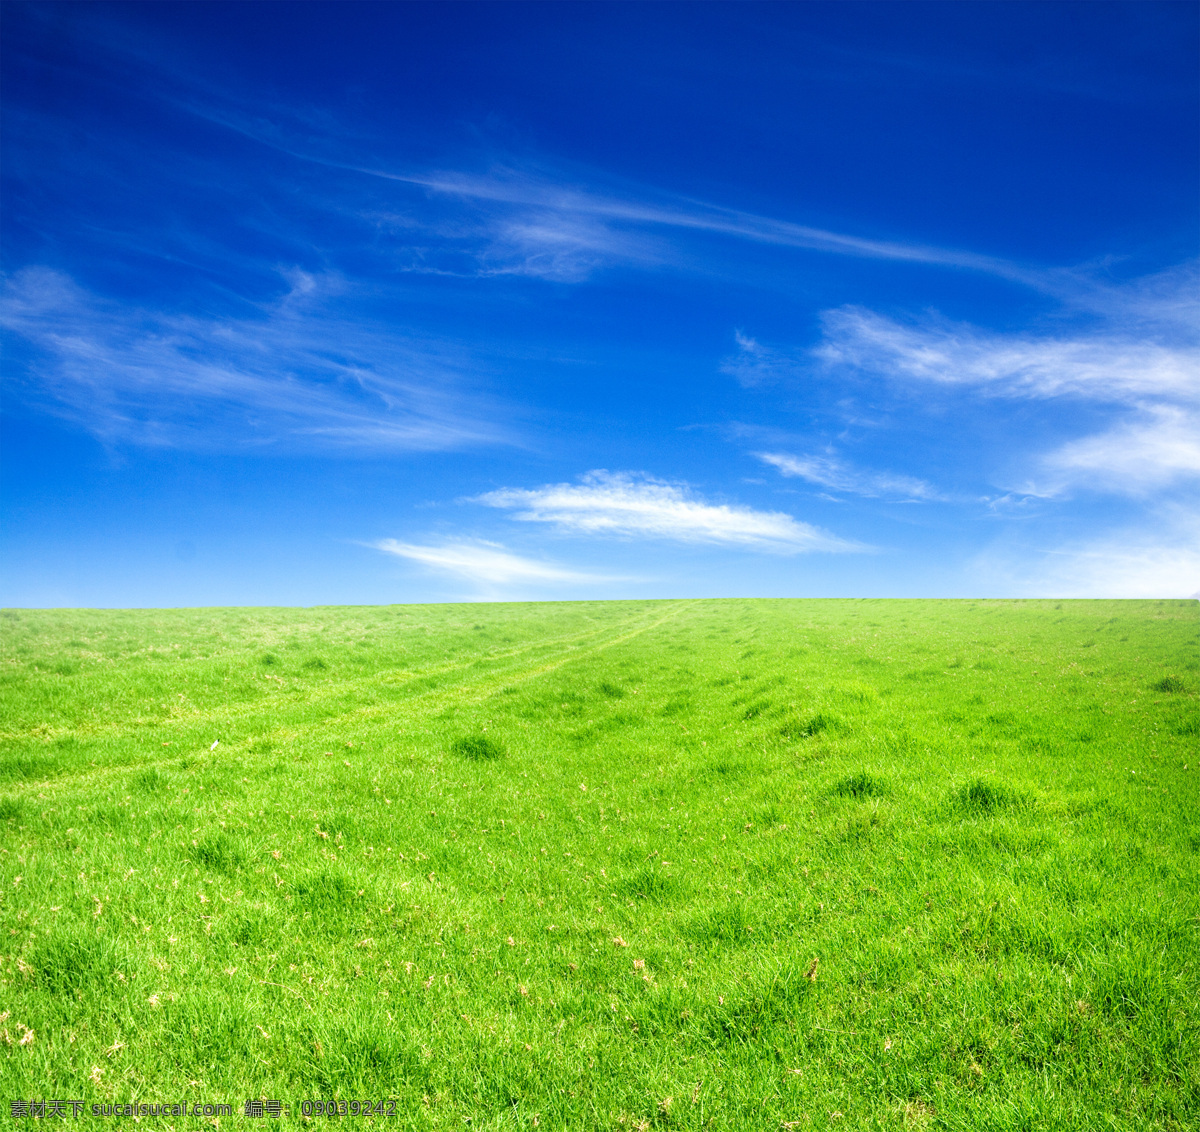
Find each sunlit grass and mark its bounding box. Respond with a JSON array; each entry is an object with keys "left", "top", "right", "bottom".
[{"left": 1, "top": 599, "right": 1197, "bottom": 1129}]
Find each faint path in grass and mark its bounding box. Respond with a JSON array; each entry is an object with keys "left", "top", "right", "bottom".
[
  {"left": 0, "top": 607, "right": 626, "bottom": 744},
  {"left": 5, "top": 600, "right": 699, "bottom": 792},
  {"left": 235, "top": 597, "right": 698, "bottom": 725},
  {"left": 0, "top": 604, "right": 647, "bottom": 744}
]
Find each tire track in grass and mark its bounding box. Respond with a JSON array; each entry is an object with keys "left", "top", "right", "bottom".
[
  {"left": 345, "top": 611, "right": 630, "bottom": 686},
  {"left": 6, "top": 601, "right": 699, "bottom": 794},
  {"left": 226, "top": 599, "right": 693, "bottom": 723},
  {"left": 409, "top": 598, "right": 701, "bottom": 711},
  {"left": 0, "top": 609, "right": 630, "bottom": 744},
  {"left": 0, "top": 607, "right": 649, "bottom": 748},
  {"left": 214, "top": 598, "right": 697, "bottom": 732}
]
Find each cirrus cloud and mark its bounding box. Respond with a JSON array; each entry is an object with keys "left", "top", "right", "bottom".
[
  {"left": 755, "top": 451, "right": 945, "bottom": 501},
  {"left": 373, "top": 538, "right": 623, "bottom": 586},
  {"left": 0, "top": 266, "right": 509, "bottom": 452},
  {"left": 1037, "top": 405, "right": 1200, "bottom": 496},
  {"left": 475, "top": 470, "right": 864, "bottom": 553},
  {"left": 810, "top": 278, "right": 1200, "bottom": 503},
  {"left": 972, "top": 506, "right": 1200, "bottom": 599},
  {"left": 815, "top": 305, "right": 1199, "bottom": 405}
]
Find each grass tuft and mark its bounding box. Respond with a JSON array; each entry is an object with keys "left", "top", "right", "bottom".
[
  {"left": 191, "top": 832, "right": 243, "bottom": 874},
  {"left": 30, "top": 929, "right": 130, "bottom": 997},
  {"left": 1153, "top": 674, "right": 1187, "bottom": 693},
  {"left": 834, "top": 771, "right": 887, "bottom": 798},
  {"left": 450, "top": 733, "right": 506, "bottom": 760},
  {"left": 780, "top": 711, "right": 839, "bottom": 740},
  {"left": 293, "top": 869, "right": 359, "bottom": 918},
  {"left": 956, "top": 779, "right": 1026, "bottom": 814},
  {"left": 684, "top": 901, "right": 755, "bottom": 947},
  {"left": 742, "top": 699, "right": 772, "bottom": 720},
  {"left": 132, "top": 767, "right": 164, "bottom": 794},
  {"left": 614, "top": 866, "right": 685, "bottom": 903}
]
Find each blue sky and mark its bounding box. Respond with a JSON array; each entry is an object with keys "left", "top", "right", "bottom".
[{"left": 2, "top": 1, "right": 1197, "bottom": 606}]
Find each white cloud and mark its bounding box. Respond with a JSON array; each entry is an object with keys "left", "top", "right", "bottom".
[
  {"left": 0, "top": 266, "right": 507, "bottom": 451},
  {"left": 719, "top": 333, "right": 804, "bottom": 388},
  {"left": 816, "top": 306, "right": 1200, "bottom": 405},
  {"left": 112, "top": 85, "right": 1038, "bottom": 287},
  {"left": 52, "top": 29, "right": 1084, "bottom": 294},
  {"left": 974, "top": 508, "right": 1200, "bottom": 598},
  {"left": 1038, "top": 405, "right": 1200, "bottom": 496},
  {"left": 810, "top": 288, "right": 1200, "bottom": 504},
  {"left": 32, "top": 26, "right": 1192, "bottom": 305},
  {"left": 374, "top": 538, "right": 618, "bottom": 586},
  {"left": 756, "top": 451, "right": 943, "bottom": 500},
  {"left": 476, "top": 470, "right": 864, "bottom": 553},
  {"left": 478, "top": 212, "right": 663, "bottom": 283},
  {"left": 28, "top": 32, "right": 1046, "bottom": 291},
  {"left": 388, "top": 167, "right": 1043, "bottom": 286},
  {"left": 373, "top": 200, "right": 666, "bottom": 283},
  {"left": 1076, "top": 259, "right": 1200, "bottom": 333}
]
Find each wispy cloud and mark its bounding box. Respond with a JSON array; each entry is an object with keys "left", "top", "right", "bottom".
[
  {"left": 14, "top": 6, "right": 1184, "bottom": 306},
  {"left": 755, "top": 451, "right": 945, "bottom": 501},
  {"left": 812, "top": 281, "right": 1200, "bottom": 501},
  {"left": 0, "top": 267, "right": 508, "bottom": 451},
  {"left": 974, "top": 506, "right": 1200, "bottom": 599},
  {"left": 1067, "top": 260, "right": 1200, "bottom": 333},
  {"left": 479, "top": 212, "right": 661, "bottom": 283},
  {"left": 719, "top": 332, "right": 805, "bottom": 388},
  {"left": 139, "top": 67, "right": 1065, "bottom": 289},
  {"left": 1038, "top": 405, "right": 1200, "bottom": 496},
  {"left": 373, "top": 538, "right": 619, "bottom": 586},
  {"left": 368, "top": 197, "right": 668, "bottom": 283},
  {"left": 476, "top": 470, "right": 864, "bottom": 553},
  {"left": 816, "top": 305, "right": 1200, "bottom": 404},
  {"left": 377, "top": 166, "right": 1062, "bottom": 287},
  {"left": 334, "top": 164, "right": 1099, "bottom": 292},
  {"left": 20, "top": 3, "right": 1183, "bottom": 306}
]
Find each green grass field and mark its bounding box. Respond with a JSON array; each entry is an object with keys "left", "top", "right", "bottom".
[{"left": 1, "top": 599, "right": 1197, "bottom": 1130}]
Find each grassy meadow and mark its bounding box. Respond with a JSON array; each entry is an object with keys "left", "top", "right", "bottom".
[{"left": 0, "top": 598, "right": 1197, "bottom": 1130}]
